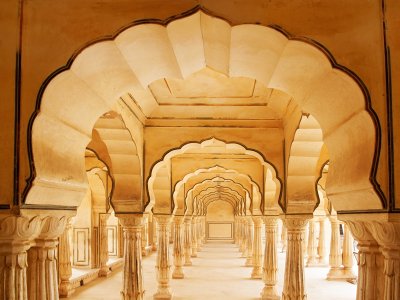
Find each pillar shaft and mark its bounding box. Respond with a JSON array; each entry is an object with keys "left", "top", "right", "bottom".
[
  {"left": 154, "top": 215, "right": 172, "bottom": 300},
  {"left": 58, "top": 219, "right": 75, "bottom": 297},
  {"left": 172, "top": 216, "right": 184, "bottom": 279},
  {"left": 191, "top": 218, "right": 198, "bottom": 257},
  {"left": 306, "top": 219, "right": 318, "bottom": 267},
  {"left": 281, "top": 224, "right": 287, "bottom": 253},
  {"left": 282, "top": 215, "right": 310, "bottom": 300},
  {"left": 327, "top": 216, "right": 343, "bottom": 279},
  {"left": 197, "top": 218, "right": 202, "bottom": 251},
  {"left": 118, "top": 214, "right": 144, "bottom": 300},
  {"left": 251, "top": 216, "right": 263, "bottom": 279},
  {"left": 245, "top": 217, "right": 254, "bottom": 266},
  {"left": 99, "top": 213, "right": 111, "bottom": 277},
  {"left": 184, "top": 218, "right": 192, "bottom": 266},
  {"left": 317, "top": 218, "right": 327, "bottom": 265},
  {"left": 142, "top": 214, "right": 149, "bottom": 256},
  {"left": 261, "top": 216, "right": 279, "bottom": 300},
  {"left": 342, "top": 224, "right": 356, "bottom": 280}
]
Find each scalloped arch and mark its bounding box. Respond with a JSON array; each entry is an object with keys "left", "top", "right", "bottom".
[{"left": 25, "top": 8, "right": 384, "bottom": 213}]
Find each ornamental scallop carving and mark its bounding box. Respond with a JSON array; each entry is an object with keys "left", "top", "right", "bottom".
[{"left": 0, "top": 216, "right": 41, "bottom": 240}]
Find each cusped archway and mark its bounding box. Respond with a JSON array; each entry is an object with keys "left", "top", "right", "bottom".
[{"left": 25, "top": 9, "right": 384, "bottom": 214}]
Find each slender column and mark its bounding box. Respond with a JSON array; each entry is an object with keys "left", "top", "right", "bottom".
[
  {"left": 118, "top": 214, "right": 144, "bottom": 300},
  {"left": 0, "top": 216, "right": 41, "bottom": 300},
  {"left": 169, "top": 222, "right": 174, "bottom": 245},
  {"left": 251, "top": 216, "right": 263, "bottom": 278},
  {"left": 347, "top": 220, "right": 384, "bottom": 300},
  {"left": 197, "top": 218, "right": 202, "bottom": 251},
  {"left": 282, "top": 215, "right": 310, "bottom": 300},
  {"left": 152, "top": 218, "right": 158, "bottom": 251},
  {"left": 183, "top": 217, "right": 192, "bottom": 266},
  {"left": 281, "top": 224, "right": 287, "bottom": 253},
  {"left": 245, "top": 217, "right": 254, "bottom": 266},
  {"left": 141, "top": 214, "right": 149, "bottom": 256},
  {"left": 59, "top": 218, "right": 75, "bottom": 297},
  {"left": 261, "top": 216, "right": 279, "bottom": 300},
  {"left": 202, "top": 217, "right": 206, "bottom": 243},
  {"left": 341, "top": 224, "right": 356, "bottom": 281},
  {"left": 154, "top": 215, "right": 172, "bottom": 300},
  {"left": 306, "top": 219, "right": 318, "bottom": 267},
  {"left": 241, "top": 218, "right": 247, "bottom": 257},
  {"left": 99, "top": 213, "right": 111, "bottom": 277},
  {"left": 327, "top": 216, "right": 343, "bottom": 279},
  {"left": 191, "top": 217, "right": 198, "bottom": 258},
  {"left": 28, "top": 216, "right": 67, "bottom": 300},
  {"left": 172, "top": 216, "right": 185, "bottom": 279},
  {"left": 234, "top": 217, "right": 239, "bottom": 245},
  {"left": 317, "top": 218, "right": 327, "bottom": 265}
]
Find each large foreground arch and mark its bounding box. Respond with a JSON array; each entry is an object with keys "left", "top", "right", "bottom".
[{"left": 25, "top": 8, "right": 384, "bottom": 213}]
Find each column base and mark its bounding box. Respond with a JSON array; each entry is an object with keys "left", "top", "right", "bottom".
[
  {"left": 191, "top": 253, "right": 197, "bottom": 258},
  {"left": 172, "top": 268, "right": 184, "bottom": 279},
  {"left": 142, "top": 246, "right": 152, "bottom": 257},
  {"left": 98, "top": 266, "right": 111, "bottom": 277},
  {"left": 306, "top": 258, "right": 321, "bottom": 267},
  {"left": 245, "top": 258, "right": 253, "bottom": 267},
  {"left": 152, "top": 244, "right": 158, "bottom": 251},
  {"left": 184, "top": 261, "right": 192, "bottom": 266},
  {"left": 326, "top": 267, "right": 356, "bottom": 281},
  {"left": 153, "top": 291, "right": 172, "bottom": 300},
  {"left": 59, "top": 281, "right": 76, "bottom": 298},
  {"left": 251, "top": 267, "right": 262, "bottom": 279},
  {"left": 261, "top": 287, "right": 280, "bottom": 300}
]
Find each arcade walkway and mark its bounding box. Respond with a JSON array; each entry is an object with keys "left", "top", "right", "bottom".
[{"left": 70, "top": 242, "right": 356, "bottom": 300}]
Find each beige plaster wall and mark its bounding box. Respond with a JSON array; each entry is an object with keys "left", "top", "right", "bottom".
[{"left": 0, "top": 0, "right": 19, "bottom": 206}]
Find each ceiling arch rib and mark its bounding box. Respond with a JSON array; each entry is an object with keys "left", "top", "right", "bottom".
[{"left": 27, "top": 9, "right": 383, "bottom": 214}]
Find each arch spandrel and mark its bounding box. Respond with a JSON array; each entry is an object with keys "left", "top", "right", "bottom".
[{"left": 25, "top": 9, "right": 384, "bottom": 214}]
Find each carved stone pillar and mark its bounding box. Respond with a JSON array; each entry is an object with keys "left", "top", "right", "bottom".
[
  {"left": 0, "top": 216, "right": 41, "bottom": 300},
  {"left": 240, "top": 218, "right": 247, "bottom": 257},
  {"left": 347, "top": 220, "right": 384, "bottom": 300},
  {"left": 99, "top": 213, "right": 111, "bottom": 277},
  {"left": 306, "top": 219, "right": 318, "bottom": 267},
  {"left": 251, "top": 216, "right": 263, "bottom": 279},
  {"left": 152, "top": 218, "right": 158, "bottom": 251},
  {"left": 366, "top": 221, "right": 400, "bottom": 300},
  {"left": 318, "top": 218, "right": 327, "bottom": 265},
  {"left": 282, "top": 215, "right": 310, "bottom": 300},
  {"left": 141, "top": 214, "right": 149, "bottom": 256},
  {"left": 28, "top": 216, "right": 67, "bottom": 300},
  {"left": 202, "top": 217, "right": 206, "bottom": 243},
  {"left": 154, "top": 215, "right": 172, "bottom": 300},
  {"left": 327, "top": 216, "right": 343, "bottom": 279},
  {"left": 118, "top": 214, "right": 144, "bottom": 300},
  {"left": 281, "top": 224, "right": 287, "bottom": 253},
  {"left": 245, "top": 217, "right": 254, "bottom": 266},
  {"left": 261, "top": 216, "right": 279, "bottom": 300},
  {"left": 59, "top": 218, "right": 75, "bottom": 297},
  {"left": 172, "top": 216, "right": 184, "bottom": 279},
  {"left": 196, "top": 218, "right": 202, "bottom": 251},
  {"left": 234, "top": 217, "right": 239, "bottom": 245},
  {"left": 342, "top": 224, "right": 356, "bottom": 281},
  {"left": 191, "top": 217, "right": 198, "bottom": 258},
  {"left": 184, "top": 217, "right": 192, "bottom": 266}
]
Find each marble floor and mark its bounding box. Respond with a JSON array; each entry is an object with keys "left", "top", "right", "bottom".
[{"left": 69, "top": 241, "right": 357, "bottom": 300}]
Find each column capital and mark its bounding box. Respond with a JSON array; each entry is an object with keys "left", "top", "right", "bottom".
[
  {"left": 184, "top": 216, "right": 192, "bottom": 223},
  {"left": 0, "top": 215, "right": 42, "bottom": 246},
  {"left": 252, "top": 216, "right": 263, "bottom": 225},
  {"left": 117, "top": 214, "right": 144, "bottom": 228},
  {"left": 283, "top": 214, "right": 312, "bottom": 230},
  {"left": 173, "top": 216, "right": 184, "bottom": 224},
  {"left": 37, "top": 216, "right": 68, "bottom": 242},
  {"left": 155, "top": 215, "right": 172, "bottom": 225},
  {"left": 263, "top": 215, "right": 279, "bottom": 226}
]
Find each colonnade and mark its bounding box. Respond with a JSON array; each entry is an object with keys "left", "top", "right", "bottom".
[{"left": 1, "top": 213, "right": 399, "bottom": 300}]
